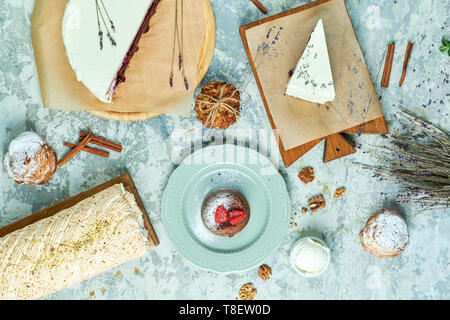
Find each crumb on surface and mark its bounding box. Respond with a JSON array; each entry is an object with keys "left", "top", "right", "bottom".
[
  {"left": 334, "top": 187, "right": 346, "bottom": 199},
  {"left": 301, "top": 207, "right": 308, "bottom": 214}
]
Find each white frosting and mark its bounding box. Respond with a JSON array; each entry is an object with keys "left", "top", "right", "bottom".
[
  {"left": 62, "top": 0, "right": 155, "bottom": 102},
  {"left": 286, "top": 19, "right": 335, "bottom": 104},
  {"left": 291, "top": 238, "right": 330, "bottom": 275},
  {"left": 3, "top": 132, "right": 48, "bottom": 183},
  {"left": 364, "top": 210, "right": 408, "bottom": 251}
]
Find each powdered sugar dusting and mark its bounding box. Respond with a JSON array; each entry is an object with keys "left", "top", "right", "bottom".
[
  {"left": 368, "top": 209, "right": 408, "bottom": 251},
  {"left": 201, "top": 190, "right": 249, "bottom": 234},
  {"left": 3, "top": 131, "right": 51, "bottom": 183}
]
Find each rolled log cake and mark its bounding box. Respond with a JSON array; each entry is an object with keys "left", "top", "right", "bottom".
[{"left": 0, "top": 184, "right": 151, "bottom": 300}]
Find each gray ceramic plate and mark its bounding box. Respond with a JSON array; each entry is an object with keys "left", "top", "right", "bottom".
[{"left": 161, "top": 144, "right": 291, "bottom": 273}]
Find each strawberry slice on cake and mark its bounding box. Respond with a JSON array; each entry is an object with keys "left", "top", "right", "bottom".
[{"left": 62, "top": 0, "right": 161, "bottom": 103}]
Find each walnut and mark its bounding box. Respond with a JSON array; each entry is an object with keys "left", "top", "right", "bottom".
[
  {"left": 238, "top": 283, "right": 257, "bottom": 300},
  {"left": 307, "top": 195, "right": 326, "bottom": 212},
  {"left": 334, "top": 187, "right": 346, "bottom": 199},
  {"left": 194, "top": 81, "right": 241, "bottom": 130},
  {"left": 298, "top": 167, "right": 314, "bottom": 184},
  {"left": 258, "top": 264, "right": 272, "bottom": 281}
]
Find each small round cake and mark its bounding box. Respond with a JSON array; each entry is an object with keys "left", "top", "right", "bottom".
[
  {"left": 3, "top": 131, "right": 57, "bottom": 185},
  {"left": 201, "top": 190, "right": 250, "bottom": 237},
  {"left": 360, "top": 209, "right": 409, "bottom": 258}
]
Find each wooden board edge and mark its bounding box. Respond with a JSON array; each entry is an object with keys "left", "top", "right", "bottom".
[
  {"left": 239, "top": 18, "right": 289, "bottom": 167},
  {"left": 240, "top": 0, "right": 334, "bottom": 32},
  {"left": 281, "top": 137, "right": 324, "bottom": 167},
  {"left": 88, "top": 110, "right": 161, "bottom": 122},
  {"left": 239, "top": 0, "right": 388, "bottom": 167},
  {"left": 122, "top": 175, "right": 160, "bottom": 247},
  {"left": 0, "top": 173, "right": 159, "bottom": 248},
  {"left": 341, "top": 116, "right": 389, "bottom": 134},
  {"left": 196, "top": 0, "right": 216, "bottom": 85},
  {"left": 323, "top": 133, "right": 356, "bottom": 163}
]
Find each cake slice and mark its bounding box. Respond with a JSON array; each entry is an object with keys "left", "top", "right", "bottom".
[
  {"left": 285, "top": 19, "right": 335, "bottom": 104},
  {"left": 62, "top": 0, "right": 160, "bottom": 103}
]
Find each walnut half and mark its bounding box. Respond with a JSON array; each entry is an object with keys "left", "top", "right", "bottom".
[
  {"left": 307, "top": 195, "right": 326, "bottom": 212},
  {"left": 258, "top": 264, "right": 272, "bottom": 281},
  {"left": 238, "top": 283, "right": 257, "bottom": 300}
]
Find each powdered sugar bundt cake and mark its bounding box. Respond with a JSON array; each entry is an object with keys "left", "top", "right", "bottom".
[
  {"left": 3, "top": 131, "right": 57, "bottom": 185},
  {"left": 360, "top": 209, "right": 409, "bottom": 258}
]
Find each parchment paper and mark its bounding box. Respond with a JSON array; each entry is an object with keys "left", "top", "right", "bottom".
[
  {"left": 244, "top": 0, "right": 383, "bottom": 150},
  {"left": 31, "top": 0, "right": 205, "bottom": 115}
]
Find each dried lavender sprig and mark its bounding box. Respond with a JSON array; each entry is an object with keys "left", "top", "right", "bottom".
[
  {"left": 169, "top": 0, "right": 189, "bottom": 90},
  {"left": 359, "top": 108, "right": 449, "bottom": 210},
  {"left": 169, "top": 0, "right": 178, "bottom": 87},
  {"left": 95, "top": 1, "right": 103, "bottom": 50},
  {"left": 96, "top": 0, "right": 116, "bottom": 47},
  {"left": 99, "top": 0, "right": 116, "bottom": 32}
]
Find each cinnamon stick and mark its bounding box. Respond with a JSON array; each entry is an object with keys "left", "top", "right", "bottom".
[
  {"left": 58, "top": 132, "right": 93, "bottom": 167},
  {"left": 399, "top": 41, "right": 414, "bottom": 87},
  {"left": 250, "top": 0, "right": 267, "bottom": 14},
  {"left": 64, "top": 143, "right": 110, "bottom": 158},
  {"left": 79, "top": 132, "right": 122, "bottom": 152},
  {"left": 381, "top": 43, "right": 395, "bottom": 88}
]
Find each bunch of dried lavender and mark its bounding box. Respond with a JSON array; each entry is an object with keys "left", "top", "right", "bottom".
[{"left": 362, "top": 108, "right": 449, "bottom": 210}]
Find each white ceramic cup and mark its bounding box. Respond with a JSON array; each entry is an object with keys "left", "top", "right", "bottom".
[{"left": 290, "top": 236, "right": 331, "bottom": 278}]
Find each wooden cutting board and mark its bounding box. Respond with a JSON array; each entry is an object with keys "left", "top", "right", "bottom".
[
  {"left": 0, "top": 173, "right": 159, "bottom": 248},
  {"left": 239, "top": 0, "right": 388, "bottom": 167},
  {"left": 90, "top": 0, "right": 216, "bottom": 121}
]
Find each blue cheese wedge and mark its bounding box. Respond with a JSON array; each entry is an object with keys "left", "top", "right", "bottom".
[{"left": 285, "top": 19, "right": 335, "bottom": 104}]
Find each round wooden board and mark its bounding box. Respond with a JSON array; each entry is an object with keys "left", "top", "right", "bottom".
[{"left": 90, "top": 0, "right": 215, "bottom": 122}]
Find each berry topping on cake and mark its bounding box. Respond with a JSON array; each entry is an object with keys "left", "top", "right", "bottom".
[
  {"left": 201, "top": 190, "right": 250, "bottom": 237},
  {"left": 215, "top": 205, "right": 228, "bottom": 224},
  {"left": 229, "top": 209, "right": 246, "bottom": 225}
]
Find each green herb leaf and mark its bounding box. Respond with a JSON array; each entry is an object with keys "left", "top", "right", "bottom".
[{"left": 440, "top": 38, "right": 450, "bottom": 55}]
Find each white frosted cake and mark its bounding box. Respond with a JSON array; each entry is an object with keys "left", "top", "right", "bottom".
[
  {"left": 62, "top": 0, "right": 160, "bottom": 103},
  {"left": 286, "top": 19, "right": 335, "bottom": 104}
]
